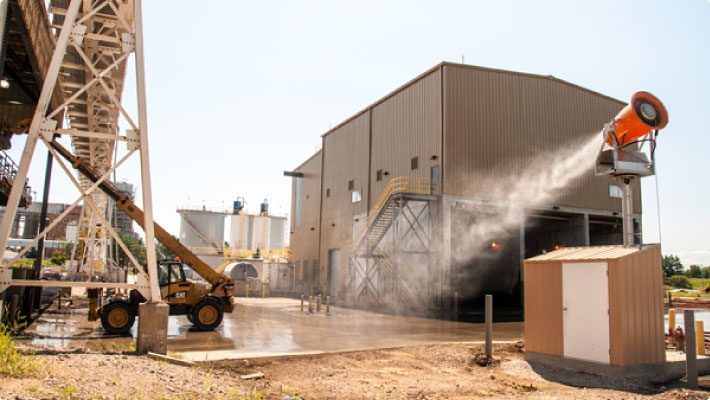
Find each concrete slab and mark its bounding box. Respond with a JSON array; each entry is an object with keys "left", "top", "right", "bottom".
[
  {"left": 20, "top": 297, "right": 523, "bottom": 361},
  {"left": 172, "top": 297, "right": 523, "bottom": 361}
]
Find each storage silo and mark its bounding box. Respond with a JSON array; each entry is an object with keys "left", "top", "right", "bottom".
[
  {"left": 229, "top": 213, "right": 253, "bottom": 250},
  {"left": 269, "top": 215, "right": 287, "bottom": 250},
  {"left": 251, "top": 215, "right": 270, "bottom": 250},
  {"left": 178, "top": 209, "right": 225, "bottom": 250}
]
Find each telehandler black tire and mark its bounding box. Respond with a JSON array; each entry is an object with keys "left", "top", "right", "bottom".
[
  {"left": 100, "top": 301, "right": 135, "bottom": 334},
  {"left": 190, "top": 297, "right": 223, "bottom": 331}
]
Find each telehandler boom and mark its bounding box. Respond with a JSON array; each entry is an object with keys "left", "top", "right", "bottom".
[{"left": 49, "top": 139, "right": 235, "bottom": 333}]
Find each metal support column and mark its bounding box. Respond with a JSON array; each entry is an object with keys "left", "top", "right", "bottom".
[
  {"left": 133, "top": 0, "right": 160, "bottom": 302},
  {"left": 619, "top": 176, "right": 636, "bottom": 246}
]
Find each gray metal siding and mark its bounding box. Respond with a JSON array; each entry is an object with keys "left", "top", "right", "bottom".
[
  {"left": 319, "top": 112, "right": 370, "bottom": 287},
  {"left": 442, "top": 64, "right": 641, "bottom": 213},
  {"left": 369, "top": 70, "right": 442, "bottom": 207},
  {"left": 290, "top": 151, "right": 322, "bottom": 279}
]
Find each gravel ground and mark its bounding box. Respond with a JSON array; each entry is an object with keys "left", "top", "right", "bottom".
[{"left": 1, "top": 342, "right": 708, "bottom": 399}]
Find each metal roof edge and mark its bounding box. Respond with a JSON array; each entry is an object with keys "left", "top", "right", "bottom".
[
  {"left": 524, "top": 243, "right": 661, "bottom": 263},
  {"left": 319, "top": 61, "right": 626, "bottom": 142},
  {"left": 441, "top": 62, "right": 627, "bottom": 106},
  {"left": 320, "top": 62, "right": 445, "bottom": 139},
  {"left": 293, "top": 149, "right": 322, "bottom": 172}
]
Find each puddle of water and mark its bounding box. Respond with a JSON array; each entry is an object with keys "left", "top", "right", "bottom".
[{"left": 20, "top": 298, "right": 524, "bottom": 356}]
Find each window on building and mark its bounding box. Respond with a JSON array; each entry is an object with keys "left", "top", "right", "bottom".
[
  {"left": 351, "top": 190, "right": 362, "bottom": 203},
  {"left": 609, "top": 184, "right": 623, "bottom": 198},
  {"left": 326, "top": 188, "right": 330, "bottom": 198},
  {"left": 347, "top": 179, "right": 354, "bottom": 190},
  {"left": 376, "top": 169, "right": 383, "bottom": 182},
  {"left": 411, "top": 156, "right": 418, "bottom": 170}
]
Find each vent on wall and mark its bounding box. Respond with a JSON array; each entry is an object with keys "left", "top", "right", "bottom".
[
  {"left": 376, "top": 169, "right": 383, "bottom": 181},
  {"left": 411, "top": 157, "right": 418, "bottom": 170},
  {"left": 347, "top": 180, "right": 354, "bottom": 190}
]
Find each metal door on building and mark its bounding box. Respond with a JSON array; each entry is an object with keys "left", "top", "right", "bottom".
[
  {"left": 328, "top": 249, "right": 340, "bottom": 297},
  {"left": 562, "top": 262, "right": 610, "bottom": 364}
]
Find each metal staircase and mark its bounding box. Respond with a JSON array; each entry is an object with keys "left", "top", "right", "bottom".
[
  {"left": 346, "top": 177, "right": 438, "bottom": 309},
  {"left": 352, "top": 177, "right": 436, "bottom": 257}
]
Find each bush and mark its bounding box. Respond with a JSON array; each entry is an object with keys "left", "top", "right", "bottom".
[
  {"left": 668, "top": 275, "right": 692, "bottom": 289},
  {"left": 0, "top": 324, "right": 38, "bottom": 377}
]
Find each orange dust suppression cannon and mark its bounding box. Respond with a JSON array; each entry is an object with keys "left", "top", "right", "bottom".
[{"left": 595, "top": 91, "right": 669, "bottom": 246}]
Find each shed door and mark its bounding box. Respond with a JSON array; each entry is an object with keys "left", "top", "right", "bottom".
[{"left": 562, "top": 262, "right": 609, "bottom": 364}]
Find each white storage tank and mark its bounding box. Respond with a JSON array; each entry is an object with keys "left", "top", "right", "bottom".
[
  {"left": 269, "top": 216, "right": 287, "bottom": 250},
  {"left": 178, "top": 209, "right": 225, "bottom": 249},
  {"left": 229, "top": 213, "right": 253, "bottom": 250},
  {"left": 251, "top": 215, "right": 271, "bottom": 250}
]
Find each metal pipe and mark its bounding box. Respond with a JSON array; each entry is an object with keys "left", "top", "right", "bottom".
[
  {"left": 684, "top": 310, "right": 699, "bottom": 388},
  {"left": 326, "top": 296, "right": 330, "bottom": 315},
  {"left": 619, "top": 177, "right": 636, "bottom": 246},
  {"left": 485, "top": 294, "right": 493, "bottom": 358},
  {"left": 300, "top": 294, "right": 304, "bottom": 314},
  {"left": 34, "top": 151, "right": 54, "bottom": 274}
]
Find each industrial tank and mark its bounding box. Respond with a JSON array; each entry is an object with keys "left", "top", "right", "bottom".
[
  {"left": 178, "top": 209, "right": 225, "bottom": 249},
  {"left": 251, "top": 215, "right": 271, "bottom": 250},
  {"left": 229, "top": 213, "right": 254, "bottom": 250},
  {"left": 269, "top": 216, "right": 287, "bottom": 250}
]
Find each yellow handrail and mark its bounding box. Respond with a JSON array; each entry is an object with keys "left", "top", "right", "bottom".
[
  {"left": 222, "top": 247, "right": 291, "bottom": 261},
  {"left": 351, "top": 177, "right": 437, "bottom": 252}
]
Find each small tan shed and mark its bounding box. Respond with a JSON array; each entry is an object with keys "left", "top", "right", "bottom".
[{"left": 524, "top": 245, "right": 665, "bottom": 367}]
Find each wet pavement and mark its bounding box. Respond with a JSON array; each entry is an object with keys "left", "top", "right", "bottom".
[{"left": 20, "top": 297, "right": 523, "bottom": 361}]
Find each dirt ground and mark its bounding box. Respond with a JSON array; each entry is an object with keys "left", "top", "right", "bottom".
[{"left": 1, "top": 342, "right": 709, "bottom": 400}]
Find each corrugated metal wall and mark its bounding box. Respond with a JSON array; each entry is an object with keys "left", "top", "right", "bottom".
[
  {"left": 443, "top": 64, "right": 641, "bottom": 213},
  {"left": 608, "top": 245, "right": 665, "bottom": 365},
  {"left": 523, "top": 261, "right": 563, "bottom": 356},
  {"left": 290, "top": 151, "right": 322, "bottom": 282},
  {"left": 369, "top": 70, "right": 442, "bottom": 206},
  {"left": 319, "top": 112, "right": 370, "bottom": 287},
  {"left": 290, "top": 62, "right": 647, "bottom": 294}
]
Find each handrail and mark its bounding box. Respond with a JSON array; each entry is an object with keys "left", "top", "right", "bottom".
[
  {"left": 0, "top": 149, "right": 32, "bottom": 202},
  {"left": 222, "top": 247, "right": 291, "bottom": 261},
  {"left": 351, "top": 177, "right": 438, "bottom": 252}
]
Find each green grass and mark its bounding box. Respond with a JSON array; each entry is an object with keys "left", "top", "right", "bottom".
[
  {"left": 666, "top": 277, "right": 710, "bottom": 298},
  {"left": 0, "top": 324, "right": 39, "bottom": 377}
]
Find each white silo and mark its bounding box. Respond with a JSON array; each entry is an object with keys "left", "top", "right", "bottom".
[
  {"left": 251, "top": 215, "right": 271, "bottom": 251},
  {"left": 178, "top": 209, "right": 225, "bottom": 250},
  {"left": 269, "top": 215, "right": 287, "bottom": 250},
  {"left": 229, "top": 213, "right": 254, "bottom": 250}
]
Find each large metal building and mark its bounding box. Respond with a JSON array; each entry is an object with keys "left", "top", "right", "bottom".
[{"left": 288, "top": 62, "right": 641, "bottom": 319}]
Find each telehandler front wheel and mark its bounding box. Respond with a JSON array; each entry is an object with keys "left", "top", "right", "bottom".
[
  {"left": 190, "top": 297, "right": 223, "bottom": 331},
  {"left": 100, "top": 301, "right": 135, "bottom": 334}
]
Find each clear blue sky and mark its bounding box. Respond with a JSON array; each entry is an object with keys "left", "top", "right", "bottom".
[{"left": 10, "top": 0, "right": 710, "bottom": 266}]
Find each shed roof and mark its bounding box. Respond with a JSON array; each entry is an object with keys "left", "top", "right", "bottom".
[{"left": 525, "top": 244, "right": 660, "bottom": 263}]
